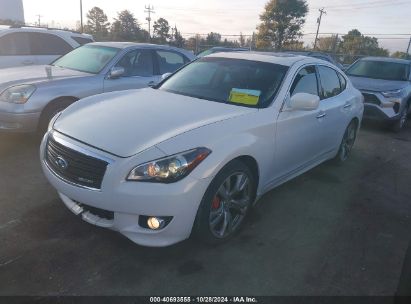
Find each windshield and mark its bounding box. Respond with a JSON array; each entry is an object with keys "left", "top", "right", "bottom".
[
  {"left": 158, "top": 57, "right": 289, "bottom": 108},
  {"left": 52, "top": 45, "right": 120, "bottom": 74},
  {"left": 347, "top": 60, "right": 410, "bottom": 81}
]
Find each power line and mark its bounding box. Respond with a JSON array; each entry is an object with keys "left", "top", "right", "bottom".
[
  {"left": 314, "top": 8, "right": 326, "bottom": 50},
  {"left": 313, "top": 0, "right": 409, "bottom": 10},
  {"left": 145, "top": 5, "right": 155, "bottom": 41}
]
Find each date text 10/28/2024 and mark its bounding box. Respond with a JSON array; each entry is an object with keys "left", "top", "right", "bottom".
[{"left": 149, "top": 297, "right": 258, "bottom": 303}]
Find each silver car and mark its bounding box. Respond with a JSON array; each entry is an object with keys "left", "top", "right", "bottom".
[
  {"left": 346, "top": 57, "right": 411, "bottom": 132},
  {"left": 0, "top": 42, "right": 195, "bottom": 133}
]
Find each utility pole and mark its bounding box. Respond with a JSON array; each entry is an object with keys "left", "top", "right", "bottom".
[
  {"left": 36, "top": 14, "right": 43, "bottom": 27},
  {"left": 313, "top": 8, "right": 326, "bottom": 50},
  {"left": 332, "top": 34, "right": 339, "bottom": 55},
  {"left": 80, "top": 0, "right": 84, "bottom": 32},
  {"left": 145, "top": 5, "right": 155, "bottom": 42},
  {"left": 407, "top": 37, "right": 411, "bottom": 58}
]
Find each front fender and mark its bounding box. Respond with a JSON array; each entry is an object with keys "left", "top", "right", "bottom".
[{"left": 156, "top": 110, "right": 276, "bottom": 194}]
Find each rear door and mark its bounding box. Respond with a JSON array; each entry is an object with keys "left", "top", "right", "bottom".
[
  {"left": 28, "top": 32, "right": 73, "bottom": 65},
  {"left": 316, "top": 65, "right": 349, "bottom": 152},
  {"left": 154, "top": 50, "right": 189, "bottom": 76},
  {"left": 0, "top": 32, "right": 37, "bottom": 68},
  {"left": 103, "top": 49, "right": 158, "bottom": 92}
]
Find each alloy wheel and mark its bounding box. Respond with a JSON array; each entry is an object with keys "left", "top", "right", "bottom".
[
  {"left": 399, "top": 107, "right": 408, "bottom": 129},
  {"left": 339, "top": 123, "right": 357, "bottom": 162},
  {"left": 209, "top": 172, "right": 251, "bottom": 239}
]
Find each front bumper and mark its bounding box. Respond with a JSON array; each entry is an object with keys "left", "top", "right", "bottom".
[
  {"left": 0, "top": 111, "right": 40, "bottom": 132},
  {"left": 361, "top": 90, "right": 407, "bottom": 123},
  {"left": 363, "top": 104, "right": 401, "bottom": 122},
  {"left": 40, "top": 132, "right": 212, "bottom": 247}
]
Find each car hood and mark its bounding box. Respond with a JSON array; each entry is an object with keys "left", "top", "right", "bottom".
[
  {"left": 54, "top": 88, "right": 257, "bottom": 157},
  {"left": 348, "top": 75, "right": 409, "bottom": 92},
  {"left": 0, "top": 65, "right": 92, "bottom": 91}
]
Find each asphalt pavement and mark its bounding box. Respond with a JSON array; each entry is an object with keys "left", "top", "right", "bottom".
[{"left": 0, "top": 123, "right": 410, "bottom": 296}]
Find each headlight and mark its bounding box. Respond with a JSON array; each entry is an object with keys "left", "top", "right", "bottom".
[
  {"left": 381, "top": 89, "right": 404, "bottom": 98},
  {"left": 127, "top": 148, "right": 211, "bottom": 183},
  {"left": 0, "top": 84, "right": 36, "bottom": 104}
]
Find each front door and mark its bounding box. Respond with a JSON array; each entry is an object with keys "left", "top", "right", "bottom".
[
  {"left": 274, "top": 65, "right": 326, "bottom": 180},
  {"left": 103, "top": 49, "right": 160, "bottom": 93}
]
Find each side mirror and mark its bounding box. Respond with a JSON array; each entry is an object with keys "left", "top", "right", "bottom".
[
  {"left": 289, "top": 93, "right": 320, "bottom": 111},
  {"left": 108, "top": 66, "right": 125, "bottom": 79},
  {"left": 161, "top": 72, "right": 172, "bottom": 81}
]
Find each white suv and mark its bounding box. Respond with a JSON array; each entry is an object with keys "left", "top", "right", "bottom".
[{"left": 0, "top": 25, "right": 94, "bottom": 69}]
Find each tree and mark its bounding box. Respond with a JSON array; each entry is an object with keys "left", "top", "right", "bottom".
[
  {"left": 110, "top": 10, "right": 141, "bottom": 41},
  {"left": 239, "top": 32, "right": 246, "bottom": 47},
  {"left": 339, "top": 29, "right": 389, "bottom": 64},
  {"left": 392, "top": 51, "right": 410, "bottom": 59},
  {"left": 221, "top": 38, "right": 239, "bottom": 48},
  {"left": 316, "top": 35, "right": 340, "bottom": 52},
  {"left": 86, "top": 7, "right": 110, "bottom": 39},
  {"left": 256, "top": 0, "right": 308, "bottom": 50},
  {"left": 170, "top": 26, "right": 185, "bottom": 48},
  {"left": 205, "top": 32, "right": 222, "bottom": 46},
  {"left": 283, "top": 40, "right": 305, "bottom": 50},
  {"left": 153, "top": 18, "right": 170, "bottom": 44}
]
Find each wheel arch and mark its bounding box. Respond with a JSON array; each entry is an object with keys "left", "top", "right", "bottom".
[
  {"left": 37, "top": 96, "right": 79, "bottom": 130},
  {"left": 233, "top": 155, "right": 260, "bottom": 189}
]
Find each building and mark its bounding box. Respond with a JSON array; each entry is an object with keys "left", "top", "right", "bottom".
[{"left": 0, "top": 0, "right": 25, "bottom": 23}]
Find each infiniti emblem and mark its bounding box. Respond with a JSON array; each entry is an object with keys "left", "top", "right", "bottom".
[{"left": 56, "top": 156, "right": 69, "bottom": 170}]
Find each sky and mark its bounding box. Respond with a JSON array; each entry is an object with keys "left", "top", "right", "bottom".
[{"left": 22, "top": 0, "right": 411, "bottom": 53}]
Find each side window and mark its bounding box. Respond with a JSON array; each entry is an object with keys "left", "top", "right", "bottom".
[
  {"left": 0, "top": 32, "right": 30, "bottom": 56},
  {"left": 155, "top": 50, "right": 186, "bottom": 74},
  {"left": 290, "top": 66, "right": 318, "bottom": 97},
  {"left": 29, "top": 32, "right": 73, "bottom": 55},
  {"left": 318, "top": 66, "right": 342, "bottom": 99},
  {"left": 115, "top": 49, "right": 154, "bottom": 77},
  {"left": 338, "top": 72, "right": 347, "bottom": 91}
]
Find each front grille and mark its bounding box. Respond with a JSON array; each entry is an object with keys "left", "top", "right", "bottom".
[
  {"left": 45, "top": 136, "right": 108, "bottom": 190},
  {"left": 362, "top": 93, "right": 381, "bottom": 105}
]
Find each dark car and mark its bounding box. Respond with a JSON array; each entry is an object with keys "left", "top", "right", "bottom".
[
  {"left": 285, "top": 51, "right": 344, "bottom": 69},
  {"left": 346, "top": 57, "right": 411, "bottom": 132}
]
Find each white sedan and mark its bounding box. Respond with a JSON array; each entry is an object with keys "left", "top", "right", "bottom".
[{"left": 40, "top": 52, "right": 364, "bottom": 247}]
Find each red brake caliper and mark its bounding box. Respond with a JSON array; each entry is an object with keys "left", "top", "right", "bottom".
[{"left": 211, "top": 196, "right": 221, "bottom": 210}]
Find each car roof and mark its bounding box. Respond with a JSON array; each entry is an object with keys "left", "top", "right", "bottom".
[
  {"left": 87, "top": 42, "right": 195, "bottom": 58},
  {"left": 206, "top": 51, "right": 323, "bottom": 67},
  {"left": 0, "top": 25, "right": 92, "bottom": 38},
  {"left": 210, "top": 47, "right": 249, "bottom": 51},
  {"left": 89, "top": 42, "right": 181, "bottom": 50},
  {"left": 361, "top": 56, "right": 411, "bottom": 64}
]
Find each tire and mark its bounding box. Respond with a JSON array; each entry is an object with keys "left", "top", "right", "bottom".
[
  {"left": 37, "top": 99, "right": 74, "bottom": 135},
  {"left": 334, "top": 120, "right": 358, "bottom": 163},
  {"left": 391, "top": 105, "right": 409, "bottom": 133},
  {"left": 192, "top": 160, "right": 256, "bottom": 245}
]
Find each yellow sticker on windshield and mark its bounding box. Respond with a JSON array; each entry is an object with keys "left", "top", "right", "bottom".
[{"left": 229, "top": 88, "right": 261, "bottom": 105}]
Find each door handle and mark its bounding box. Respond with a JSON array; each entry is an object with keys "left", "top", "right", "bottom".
[
  {"left": 316, "top": 112, "right": 326, "bottom": 119},
  {"left": 22, "top": 60, "right": 34, "bottom": 65},
  {"left": 343, "top": 103, "right": 352, "bottom": 109}
]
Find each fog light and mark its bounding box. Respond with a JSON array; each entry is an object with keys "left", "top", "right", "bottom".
[{"left": 147, "top": 217, "right": 165, "bottom": 230}]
